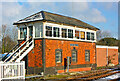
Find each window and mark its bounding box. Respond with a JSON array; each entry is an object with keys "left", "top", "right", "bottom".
[
  {"left": 29, "top": 26, "right": 33, "bottom": 37},
  {"left": 35, "top": 26, "right": 41, "bottom": 37},
  {"left": 72, "top": 50, "right": 77, "bottom": 62},
  {"left": 20, "top": 28, "right": 27, "bottom": 39},
  {"left": 91, "top": 33, "right": 94, "bottom": 40},
  {"left": 68, "top": 29, "right": 73, "bottom": 38},
  {"left": 62, "top": 28, "right": 67, "bottom": 38},
  {"left": 80, "top": 31, "right": 85, "bottom": 39},
  {"left": 85, "top": 50, "right": 90, "bottom": 62},
  {"left": 53, "top": 27, "right": 60, "bottom": 37},
  {"left": 46, "top": 26, "right": 52, "bottom": 37},
  {"left": 75, "top": 30, "right": 79, "bottom": 39},
  {"left": 55, "top": 49, "right": 62, "bottom": 63},
  {"left": 87, "top": 32, "right": 90, "bottom": 40}
]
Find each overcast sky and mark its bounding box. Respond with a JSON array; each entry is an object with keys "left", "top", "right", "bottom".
[{"left": 0, "top": 0, "right": 119, "bottom": 39}]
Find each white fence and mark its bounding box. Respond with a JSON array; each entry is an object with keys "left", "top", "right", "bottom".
[{"left": 0, "top": 61, "right": 25, "bottom": 80}]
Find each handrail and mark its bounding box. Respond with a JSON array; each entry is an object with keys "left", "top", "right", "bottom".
[
  {"left": 2, "top": 40, "right": 24, "bottom": 61},
  {"left": 4, "top": 38, "right": 32, "bottom": 62},
  {"left": 9, "top": 40, "right": 33, "bottom": 62}
]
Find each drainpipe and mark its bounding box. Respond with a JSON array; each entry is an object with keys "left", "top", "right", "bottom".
[{"left": 107, "top": 46, "right": 108, "bottom": 65}]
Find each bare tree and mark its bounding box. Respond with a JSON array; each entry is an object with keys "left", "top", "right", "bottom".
[
  {"left": 1, "top": 24, "right": 17, "bottom": 54},
  {"left": 97, "top": 30, "right": 112, "bottom": 41}
]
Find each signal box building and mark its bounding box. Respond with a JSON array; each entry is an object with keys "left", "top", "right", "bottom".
[{"left": 13, "top": 11, "right": 99, "bottom": 75}]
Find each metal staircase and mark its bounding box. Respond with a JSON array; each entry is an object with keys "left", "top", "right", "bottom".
[{"left": 2, "top": 38, "right": 34, "bottom": 63}]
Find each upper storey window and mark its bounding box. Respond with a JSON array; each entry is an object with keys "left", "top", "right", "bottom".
[
  {"left": 80, "top": 31, "right": 85, "bottom": 40},
  {"left": 20, "top": 28, "right": 27, "bottom": 39},
  {"left": 44, "top": 25, "right": 96, "bottom": 42},
  {"left": 46, "top": 26, "right": 52, "bottom": 37},
  {"left": 68, "top": 29, "right": 73, "bottom": 38},
  {"left": 87, "top": 32, "right": 95, "bottom": 40},
  {"left": 75, "top": 30, "right": 80, "bottom": 39},
  {"left": 62, "top": 28, "right": 67, "bottom": 38},
  {"left": 35, "top": 25, "right": 41, "bottom": 37},
  {"left": 87, "top": 32, "right": 90, "bottom": 40},
  {"left": 53, "top": 27, "right": 60, "bottom": 37},
  {"left": 91, "top": 33, "right": 94, "bottom": 40}
]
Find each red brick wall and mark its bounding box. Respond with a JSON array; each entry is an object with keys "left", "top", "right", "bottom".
[
  {"left": 96, "top": 48, "right": 107, "bottom": 67},
  {"left": 45, "top": 39, "right": 96, "bottom": 68},
  {"left": 28, "top": 39, "right": 43, "bottom": 67},
  {"left": 96, "top": 47, "right": 118, "bottom": 67},
  {"left": 108, "top": 48, "right": 118, "bottom": 65}
]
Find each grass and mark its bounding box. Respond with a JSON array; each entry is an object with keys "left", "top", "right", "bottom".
[
  {"left": 96, "top": 66, "right": 113, "bottom": 70},
  {"left": 25, "top": 67, "right": 118, "bottom": 80},
  {"left": 44, "top": 74, "right": 69, "bottom": 79}
]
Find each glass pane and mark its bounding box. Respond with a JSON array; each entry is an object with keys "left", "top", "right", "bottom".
[
  {"left": 56, "top": 56, "right": 59, "bottom": 58},
  {"left": 80, "top": 31, "right": 85, "bottom": 39},
  {"left": 56, "top": 50, "right": 62, "bottom": 63},
  {"left": 87, "top": 32, "right": 90, "bottom": 40},
  {"left": 53, "top": 27, "right": 59, "bottom": 37},
  {"left": 85, "top": 50, "right": 90, "bottom": 61},
  {"left": 68, "top": 29, "right": 73, "bottom": 38},
  {"left": 91, "top": 33, "right": 94, "bottom": 40},
  {"left": 46, "top": 26, "right": 52, "bottom": 37},
  {"left": 72, "top": 59, "right": 76, "bottom": 62},
  {"left": 29, "top": 26, "right": 33, "bottom": 37},
  {"left": 72, "top": 50, "right": 77, "bottom": 62},
  {"left": 20, "top": 28, "right": 27, "bottom": 39},
  {"left": 62, "top": 28, "right": 67, "bottom": 38},
  {"left": 75, "top": 30, "right": 79, "bottom": 39},
  {"left": 35, "top": 26, "right": 40, "bottom": 37}
]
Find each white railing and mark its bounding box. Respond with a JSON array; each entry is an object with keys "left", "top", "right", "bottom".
[{"left": 0, "top": 61, "right": 25, "bottom": 80}]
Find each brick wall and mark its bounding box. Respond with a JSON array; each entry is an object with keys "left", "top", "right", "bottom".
[
  {"left": 19, "top": 39, "right": 96, "bottom": 74},
  {"left": 45, "top": 39, "right": 96, "bottom": 73},
  {"left": 96, "top": 48, "right": 107, "bottom": 67},
  {"left": 96, "top": 46, "right": 118, "bottom": 67},
  {"left": 28, "top": 39, "right": 43, "bottom": 67},
  {"left": 108, "top": 48, "right": 118, "bottom": 65}
]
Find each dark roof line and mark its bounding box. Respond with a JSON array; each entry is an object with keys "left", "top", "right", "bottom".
[{"left": 13, "top": 10, "right": 100, "bottom": 30}]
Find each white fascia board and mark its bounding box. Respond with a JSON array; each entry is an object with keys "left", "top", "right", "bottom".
[
  {"left": 96, "top": 45, "right": 118, "bottom": 49},
  {"left": 45, "top": 36, "right": 96, "bottom": 43}
]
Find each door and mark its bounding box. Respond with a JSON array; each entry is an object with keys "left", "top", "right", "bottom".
[{"left": 29, "top": 26, "right": 33, "bottom": 38}]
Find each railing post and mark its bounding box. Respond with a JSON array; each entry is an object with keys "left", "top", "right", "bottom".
[
  {"left": 0, "top": 61, "right": 3, "bottom": 81},
  {"left": 22, "top": 61, "right": 25, "bottom": 79},
  {"left": 18, "top": 63, "right": 20, "bottom": 77}
]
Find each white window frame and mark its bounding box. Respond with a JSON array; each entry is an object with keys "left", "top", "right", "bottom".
[{"left": 43, "top": 22, "right": 96, "bottom": 42}]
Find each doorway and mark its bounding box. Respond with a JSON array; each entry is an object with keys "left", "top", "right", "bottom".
[{"left": 29, "top": 26, "right": 33, "bottom": 38}]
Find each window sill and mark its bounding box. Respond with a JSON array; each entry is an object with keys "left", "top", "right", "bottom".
[
  {"left": 56, "top": 62, "right": 62, "bottom": 66},
  {"left": 56, "top": 62, "right": 62, "bottom": 64},
  {"left": 71, "top": 62, "right": 77, "bottom": 65},
  {"left": 85, "top": 61, "right": 90, "bottom": 64}
]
